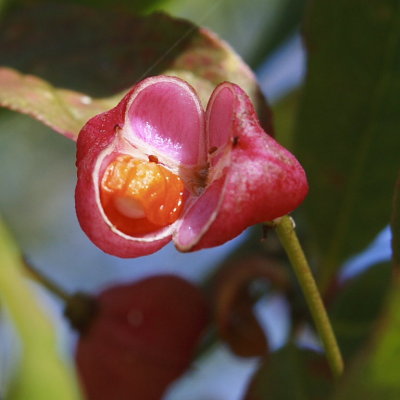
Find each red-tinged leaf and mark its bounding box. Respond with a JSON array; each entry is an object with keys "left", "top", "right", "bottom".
[
  {"left": 0, "top": 68, "right": 116, "bottom": 140},
  {"left": 0, "top": 3, "right": 270, "bottom": 140},
  {"left": 75, "top": 275, "right": 209, "bottom": 400}
]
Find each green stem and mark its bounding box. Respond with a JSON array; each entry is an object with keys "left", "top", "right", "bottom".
[
  {"left": 23, "top": 259, "right": 70, "bottom": 302},
  {"left": 271, "top": 215, "right": 344, "bottom": 378},
  {"left": 25, "top": 259, "right": 97, "bottom": 334}
]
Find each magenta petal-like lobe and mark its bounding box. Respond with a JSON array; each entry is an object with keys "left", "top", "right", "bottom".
[
  {"left": 126, "top": 77, "right": 205, "bottom": 166},
  {"left": 207, "top": 87, "right": 234, "bottom": 151},
  {"left": 75, "top": 89, "right": 172, "bottom": 258},
  {"left": 174, "top": 178, "right": 225, "bottom": 250},
  {"left": 175, "top": 82, "right": 308, "bottom": 251}
]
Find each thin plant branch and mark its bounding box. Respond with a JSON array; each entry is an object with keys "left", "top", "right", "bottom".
[{"left": 270, "top": 215, "right": 344, "bottom": 378}]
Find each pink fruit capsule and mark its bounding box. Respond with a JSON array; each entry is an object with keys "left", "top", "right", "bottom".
[{"left": 75, "top": 76, "right": 308, "bottom": 257}]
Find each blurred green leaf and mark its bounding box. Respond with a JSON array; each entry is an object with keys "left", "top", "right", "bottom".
[
  {"left": 0, "top": 218, "right": 81, "bottom": 400},
  {"left": 53, "top": 0, "right": 170, "bottom": 14},
  {"left": 294, "top": 0, "right": 400, "bottom": 288},
  {"left": 0, "top": 0, "right": 7, "bottom": 15},
  {"left": 329, "top": 263, "right": 391, "bottom": 359},
  {"left": 6, "top": 0, "right": 169, "bottom": 14},
  {"left": 272, "top": 89, "right": 301, "bottom": 150},
  {"left": 0, "top": 109, "right": 76, "bottom": 251},
  {"left": 391, "top": 172, "right": 400, "bottom": 270},
  {"left": 244, "top": 345, "right": 333, "bottom": 400},
  {"left": 0, "top": 3, "right": 269, "bottom": 139},
  {"left": 333, "top": 157, "right": 400, "bottom": 399},
  {"left": 332, "top": 274, "right": 400, "bottom": 400},
  {"left": 165, "top": 0, "right": 306, "bottom": 68},
  {"left": 5, "top": 0, "right": 307, "bottom": 68}
]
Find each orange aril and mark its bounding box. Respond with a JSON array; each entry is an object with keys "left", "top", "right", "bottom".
[{"left": 100, "top": 154, "right": 184, "bottom": 236}]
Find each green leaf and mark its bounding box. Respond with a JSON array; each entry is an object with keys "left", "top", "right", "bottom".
[
  {"left": 332, "top": 171, "right": 400, "bottom": 398},
  {"left": 0, "top": 217, "right": 81, "bottom": 400},
  {"left": 243, "top": 345, "right": 333, "bottom": 400},
  {"left": 0, "top": 0, "right": 7, "bottom": 15},
  {"left": 164, "top": 0, "right": 306, "bottom": 68},
  {"left": 329, "top": 263, "right": 391, "bottom": 359},
  {"left": 54, "top": 0, "right": 171, "bottom": 14},
  {"left": 272, "top": 89, "right": 301, "bottom": 150},
  {"left": 391, "top": 172, "right": 400, "bottom": 269},
  {"left": 294, "top": 0, "right": 400, "bottom": 288},
  {"left": 332, "top": 274, "right": 400, "bottom": 400},
  {"left": 6, "top": 0, "right": 169, "bottom": 15},
  {"left": 0, "top": 3, "right": 269, "bottom": 140}
]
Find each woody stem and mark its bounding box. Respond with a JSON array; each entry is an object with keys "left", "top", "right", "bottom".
[{"left": 23, "top": 259, "right": 70, "bottom": 302}]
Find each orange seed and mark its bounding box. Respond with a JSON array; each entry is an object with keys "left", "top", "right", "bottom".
[{"left": 100, "top": 155, "right": 184, "bottom": 236}]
